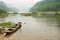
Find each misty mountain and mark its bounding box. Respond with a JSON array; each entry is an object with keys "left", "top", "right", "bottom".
[
  {"left": 0, "top": 1, "right": 19, "bottom": 12},
  {"left": 30, "top": 0, "right": 60, "bottom": 12}
]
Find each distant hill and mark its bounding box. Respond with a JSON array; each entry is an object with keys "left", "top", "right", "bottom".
[
  {"left": 0, "top": 1, "right": 19, "bottom": 12},
  {"left": 30, "top": 0, "right": 60, "bottom": 12}
]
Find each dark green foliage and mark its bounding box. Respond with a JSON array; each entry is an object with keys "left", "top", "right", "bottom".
[
  {"left": 0, "top": 10, "right": 7, "bottom": 13},
  {"left": 30, "top": 0, "right": 60, "bottom": 12},
  {"left": 0, "top": 10, "right": 8, "bottom": 18}
]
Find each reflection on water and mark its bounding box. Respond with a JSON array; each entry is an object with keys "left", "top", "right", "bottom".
[{"left": 0, "top": 14, "right": 60, "bottom": 40}]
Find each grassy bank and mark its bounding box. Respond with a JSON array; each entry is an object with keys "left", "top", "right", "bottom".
[{"left": 0, "top": 22, "right": 12, "bottom": 28}]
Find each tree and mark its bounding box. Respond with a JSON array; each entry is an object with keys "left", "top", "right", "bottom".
[{"left": 0, "top": 10, "right": 7, "bottom": 13}]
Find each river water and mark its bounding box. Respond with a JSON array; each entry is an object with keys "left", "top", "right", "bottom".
[{"left": 0, "top": 14, "right": 60, "bottom": 40}]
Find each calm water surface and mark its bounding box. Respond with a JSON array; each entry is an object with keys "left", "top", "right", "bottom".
[{"left": 0, "top": 14, "right": 60, "bottom": 40}]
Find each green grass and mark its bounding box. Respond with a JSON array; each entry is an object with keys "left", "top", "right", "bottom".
[{"left": 0, "top": 22, "right": 12, "bottom": 28}]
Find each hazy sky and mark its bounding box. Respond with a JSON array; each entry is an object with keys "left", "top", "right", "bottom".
[{"left": 0, "top": 0, "right": 42, "bottom": 12}]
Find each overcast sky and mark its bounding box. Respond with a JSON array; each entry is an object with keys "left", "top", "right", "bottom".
[{"left": 0, "top": 0, "right": 42, "bottom": 12}]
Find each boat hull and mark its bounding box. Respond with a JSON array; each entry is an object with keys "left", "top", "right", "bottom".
[{"left": 3, "top": 22, "right": 22, "bottom": 36}]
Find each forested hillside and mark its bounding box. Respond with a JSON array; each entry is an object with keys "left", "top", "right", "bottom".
[{"left": 30, "top": 0, "right": 60, "bottom": 12}]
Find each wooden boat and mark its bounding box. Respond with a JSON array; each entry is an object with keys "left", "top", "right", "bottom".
[{"left": 2, "top": 22, "right": 22, "bottom": 35}]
